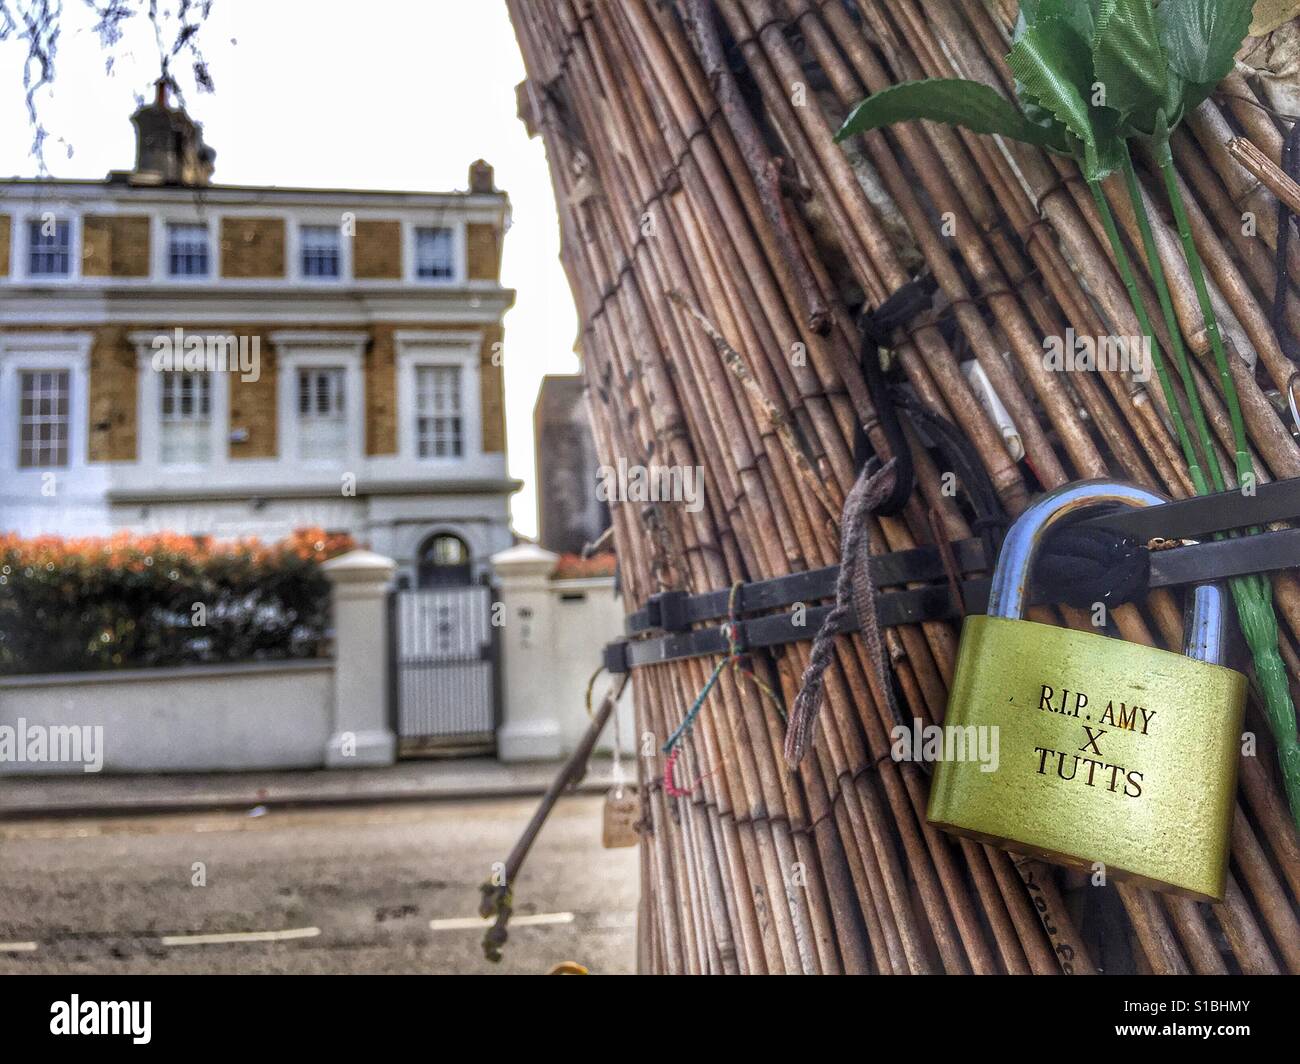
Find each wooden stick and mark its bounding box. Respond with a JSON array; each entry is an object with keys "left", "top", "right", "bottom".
[
  {"left": 504, "top": 0, "right": 1300, "bottom": 977},
  {"left": 1229, "top": 136, "right": 1300, "bottom": 220}
]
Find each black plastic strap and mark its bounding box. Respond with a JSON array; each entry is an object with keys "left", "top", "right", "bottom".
[
  {"left": 628, "top": 478, "right": 1300, "bottom": 637},
  {"left": 1076, "top": 477, "right": 1300, "bottom": 542},
  {"left": 624, "top": 537, "right": 988, "bottom": 635},
  {"left": 612, "top": 478, "right": 1300, "bottom": 670},
  {"left": 895, "top": 389, "right": 1008, "bottom": 559},
  {"left": 853, "top": 277, "right": 937, "bottom": 516},
  {"left": 607, "top": 526, "right": 1300, "bottom": 672},
  {"left": 603, "top": 640, "right": 629, "bottom": 674}
]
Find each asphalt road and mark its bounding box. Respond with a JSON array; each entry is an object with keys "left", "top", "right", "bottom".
[{"left": 0, "top": 794, "right": 639, "bottom": 975}]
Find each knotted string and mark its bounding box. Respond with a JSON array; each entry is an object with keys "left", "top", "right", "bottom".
[{"left": 786, "top": 458, "right": 901, "bottom": 768}]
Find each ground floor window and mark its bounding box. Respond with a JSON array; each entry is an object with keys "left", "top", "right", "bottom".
[
  {"left": 159, "top": 370, "right": 213, "bottom": 465},
  {"left": 18, "top": 369, "right": 71, "bottom": 468},
  {"left": 297, "top": 367, "right": 347, "bottom": 459}
]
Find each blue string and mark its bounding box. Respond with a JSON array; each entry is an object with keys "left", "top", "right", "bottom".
[
  {"left": 662, "top": 654, "right": 727, "bottom": 754},
  {"left": 661, "top": 585, "right": 746, "bottom": 756}
]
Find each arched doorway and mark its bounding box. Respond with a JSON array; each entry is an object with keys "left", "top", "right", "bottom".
[{"left": 416, "top": 532, "right": 472, "bottom": 588}]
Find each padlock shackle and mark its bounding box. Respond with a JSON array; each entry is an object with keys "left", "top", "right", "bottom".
[
  {"left": 987, "top": 479, "right": 1229, "bottom": 665},
  {"left": 987, "top": 480, "right": 1168, "bottom": 617}
]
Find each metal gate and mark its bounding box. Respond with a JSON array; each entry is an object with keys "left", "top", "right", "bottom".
[{"left": 390, "top": 585, "right": 499, "bottom": 754}]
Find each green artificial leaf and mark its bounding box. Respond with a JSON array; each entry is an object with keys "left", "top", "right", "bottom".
[
  {"left": 1157, "top": 0, "right": 1254, "bottom": 84},
  {"left": 1009, "top": 16, "right": 1093, "bottom": 138},
  {"left": 834, "top": 78, "right": 1067, "bottom": 150},
  {"left": 1018, "top": 0, "right": 1106, "bottom": 43},
  {"left": 1092, "top": 103, "right": 1127, "bottom": 158},
  {"left": 1008, "top": 16, "right": 1120, "bottom": 178},
  {"left": 1174, "top": 77, "right": 1215, "bottom": 119},
  {"left": 1157, "top": 0, "right": 1255, "bottom": 120},
  {"left": 1038, "top": 0, "right": 1099, "bottom": 43},
  {"left": 1012, "top": 3, "right": 1098, "bottom": 137},
  {"left": 1092, "top": 0, "right": 1169, "bottom": 128},
  {"left": 1020, "top": 93, "right": 1063, "bottom": 134}
]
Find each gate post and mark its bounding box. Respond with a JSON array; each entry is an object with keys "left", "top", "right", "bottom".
[
  {"left": 322, "top": 549, "right": 398, "bottom": 768},
  {"left": 492, "top": 543, "right": 562, "bottom": 761}
]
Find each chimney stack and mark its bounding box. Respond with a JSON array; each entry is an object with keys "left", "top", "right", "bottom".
[
  {"left": 127, "top": 78, "right": 216, "bottom": 186},
  {"left": 469, "top": 159, "right": 496, "bottom": 194}
]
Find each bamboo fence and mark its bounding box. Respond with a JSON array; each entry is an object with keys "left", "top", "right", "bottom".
[{"left": 506, "top": 0, "right": 1300, "bottom": 974}]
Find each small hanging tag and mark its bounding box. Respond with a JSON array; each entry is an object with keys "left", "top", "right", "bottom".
[
  {"left": 601, "top": 680, "right": 637, "bottom": 847},
  {"left": 602, "top": 787, "right": 640, "bottom": 848}
]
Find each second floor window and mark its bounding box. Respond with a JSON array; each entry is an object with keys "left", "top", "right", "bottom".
[
  {"left": 167, "top": 222, "right": 210, "bottom": 277},
  {"left": 414, "top": 227, "right": 455, "bottom": 279},
  {"left": 160, "top": 370, "right": 212, "bottom": 464},
  {"left": 18, "top": 370, "right": 70, "bottom": 468},
  {"left": 301, "top": 225, "right": 341, "bottom": 278},
  {"left": 28, "top": 219, "right": 71, "bottom": 277},
  {"left": 415, "top": 365, "right": 463, "bottom": 458},
  {"left": 297, "top": 367, "right": 346, "bottom": 459}
]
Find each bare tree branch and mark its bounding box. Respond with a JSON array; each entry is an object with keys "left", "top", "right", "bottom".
[{"left": 0, "top": 0, "right": 215, "bottom": 169}]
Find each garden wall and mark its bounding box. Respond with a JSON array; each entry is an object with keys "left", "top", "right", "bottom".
[
  {"left": 0, "top": 659, "right": 333, "bottom": 774},
  {"left": 0, "top": 548, "right": 396, "bottom": 776}
]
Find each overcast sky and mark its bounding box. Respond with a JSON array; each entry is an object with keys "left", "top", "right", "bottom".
[{"left": 0, "top": 0, "right": 578, "bottom": 539}]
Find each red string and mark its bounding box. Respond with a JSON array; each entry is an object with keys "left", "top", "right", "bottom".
[{"left": 663, "top": 746, "right": 713, "bottom": 797}]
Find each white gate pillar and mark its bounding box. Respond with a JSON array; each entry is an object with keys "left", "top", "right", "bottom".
[
  {"left": 322, "top": 549, "right": 398, "bottom": 767},
  {"left": 492, "top": 543, "right": 562, "bottom": 761}
]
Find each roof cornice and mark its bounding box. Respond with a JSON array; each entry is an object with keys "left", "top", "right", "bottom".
[{"left": 0, "top": 178, "right": 509, "bottom": 213}]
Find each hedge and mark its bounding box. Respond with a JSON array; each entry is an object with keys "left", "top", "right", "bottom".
[{"left": 0, "top": 528, "right": 355, "bottom": 675}]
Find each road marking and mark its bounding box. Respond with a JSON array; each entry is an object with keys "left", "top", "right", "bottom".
[
  {"left": 160, "top": 926, "right": 321, "bottom": 947},
  {"left": 0, "top": 941, "right": 38, "bottom": 953},
  {"left": 429, "top": 911, "right": 576, "bottom": 932}
]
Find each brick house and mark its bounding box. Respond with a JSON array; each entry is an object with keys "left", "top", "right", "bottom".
[{"left": 0, "top": 84, "right": 518, "bottom": 586}]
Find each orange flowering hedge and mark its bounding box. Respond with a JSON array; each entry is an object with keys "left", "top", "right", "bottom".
[{"left": 0, "top": 528, "right": 355, "bottom": 675}]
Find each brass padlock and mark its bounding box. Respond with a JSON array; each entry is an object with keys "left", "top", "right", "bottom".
[{"left": 927, "top": 479, "right": 1245, "bottom": 902}]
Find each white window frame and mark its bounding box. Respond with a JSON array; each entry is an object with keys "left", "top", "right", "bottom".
[
  {"left": 271, "top": 332, "right": 367, "bottom": 465},
  {"left": 292, "top": 221, "right": 349, "bottom": 283},
  {"left": 403, "top": 220, "right": 465, "bottom": 285},
  {"left": 0, "top": 332, "right": 92, "bottom": 474},
  {"left": 19, "top": 213, "right": 81, "bottom": 283},
  {"left": 164, "top": 220, "right": 213, "bottom": 279},
  {"left": 151, "top": 211, "right": 219, "bottom": 283},
  {"left": 413, "top": 364, "right": 466, "bottom": 459},
  {"left": 132, "top": 334, "right": 231, "bottom": 471},
  {"left": 158, "top": 368, "right": 215, "bottom": 465},
  {"left": 395, "top": 331, "right": 480, "bottom": 463},
  {"left": 17, "top": 368, "right": 73, "bottom": 469}
]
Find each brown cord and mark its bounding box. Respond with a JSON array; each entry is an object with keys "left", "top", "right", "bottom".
[{"left": 785, "top": 458, "right": 900, "bottom": 766}]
